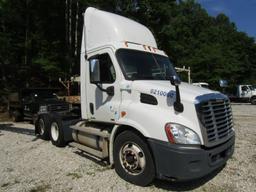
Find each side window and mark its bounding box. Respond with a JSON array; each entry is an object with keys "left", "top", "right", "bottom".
[
  {"left": 90, "top": 53, "right": 116, "bottom": 84},
  {"left": 241, "top": 86, "right": 248, "bottom": 92}
]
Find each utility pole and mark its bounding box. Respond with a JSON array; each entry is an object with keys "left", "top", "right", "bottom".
[
  {"left": 175, "top": 66, "right": 191, "bottom": 84},
  {"left": 24, "top": 0, "right": 29, "bottom": 67},
  {"left": 74, "top": 0, "right": 79, "bottom": 58}
]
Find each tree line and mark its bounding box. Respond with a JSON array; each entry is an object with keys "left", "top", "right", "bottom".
[{"left": 0, "top": 0, "right": 255, "bottom": 96}]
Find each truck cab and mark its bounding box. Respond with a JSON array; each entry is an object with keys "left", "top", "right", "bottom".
[
  {"left": 238, "top": 85, "right": 256, "bottom": 104},
  {"left": 36, "top": 7, "right": 235, "bottom": 186},
  {"left": 229, "top": 84, "right": 256, "bottom": 104}
]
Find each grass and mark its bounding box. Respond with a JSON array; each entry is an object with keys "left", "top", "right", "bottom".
[
  {"left": 1, "top": 182, "right": 10, "bottom": 188},
  {"left": 66, "top": 172, "right": 82, "bottom": 179},
  {"left": 6, "top": 167, "right": 14, "bottom": 172},
  {"left": 29, "top": 184, "right": 51, "bottom": 192},
  {"left": 1, "top": 179, "right": 20, "bottom": 188},
  {"left": 95, "top": 165, "right": 109, "bottom": 172},
  {"left": 86, "top": 171, "right": 95, "bottom": 176}
]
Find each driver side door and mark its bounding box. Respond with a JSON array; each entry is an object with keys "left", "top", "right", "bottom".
[
  {"left": 86, "top": 50, "right": 120, "bottom": 123},
  {"left": 241, "top": 85, "right": 251, "bottom": 98}
]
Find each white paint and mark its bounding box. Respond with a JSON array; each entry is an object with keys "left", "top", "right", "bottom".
[
  {"left": 84, "top": 7, "right": 157, "bottom": 52},
  {"left": 79, "top": 7, "right": 230, "bottom": 163}
]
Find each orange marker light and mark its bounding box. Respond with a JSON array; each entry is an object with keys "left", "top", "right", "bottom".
[
  {"left": 124, "top": 41, "right": 129, "bottom": 47},
  {"left": 121, "top": 111, "right": 127, "bottom": 117}
]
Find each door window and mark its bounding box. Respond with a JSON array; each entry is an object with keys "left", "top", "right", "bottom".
[
  {"left": 89, "top": 53, "right": 116, "bottom": 84},
  {"left": 241, "top": 86, "right": 248, "bottom": 92}
]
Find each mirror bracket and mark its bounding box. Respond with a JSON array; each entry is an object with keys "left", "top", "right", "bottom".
[
  {"left": 95, "top": 83, "right": 114, "bottom": 96},
  {"left": 170, "top": 75, "right": 183, "bottom": 113}
]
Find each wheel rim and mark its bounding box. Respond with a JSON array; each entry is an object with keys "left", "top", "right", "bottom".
[
  {"left": 119, "top": 142, "right": 146, "bottom": 175},
  {"left": 51, "top": 122, "right": 59, "bottom": 141},
  {"left": 38, "top": 119, "right": 45, "bottom": 135}
]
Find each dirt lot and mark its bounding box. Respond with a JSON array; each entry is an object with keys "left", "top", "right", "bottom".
[{"left": 0, "top": 104, "right": 255, "bottom": 192}]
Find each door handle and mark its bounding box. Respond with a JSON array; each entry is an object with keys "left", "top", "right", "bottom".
[{"left": 90, "top": 103, "right": 94, "bottom": 115}]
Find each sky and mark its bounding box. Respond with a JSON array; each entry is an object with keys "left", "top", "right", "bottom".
[{"left": 197, "top": 0, "right": 256, "bottom": 38}]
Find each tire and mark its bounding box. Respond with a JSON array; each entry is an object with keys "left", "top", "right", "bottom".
[
  {"left": 50, "top": 120, "right": 66, "bottom": 147},
  {"left": 251, "top": 97, "right": 256, "bottom": 105},
  {"left": 31, "top": 115, "right": 37, "bottom": 125},
  {"left": 113, "top": 131, "right": 155, "bottom": 186},
  {"left": 37, "top": 115, "right": 50, "bottom": 140},
  {"left": 11, "top": 110, "right": 23, "bottom": 122}
]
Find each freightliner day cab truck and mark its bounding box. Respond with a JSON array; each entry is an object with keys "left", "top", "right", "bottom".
[
  {"left": 229, "top": 84, "right": 256, "bottom": 104},
  {"left": 35, "top": 7, "right": 235, "bottom": 186}
]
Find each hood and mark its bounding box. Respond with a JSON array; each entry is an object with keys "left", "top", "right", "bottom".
[
  {"left": 37, "top": 98, "right": 67, "bottom": 105},
  {"left": 131, "top": 80, "right": 219, "bottom": 104},
  {"left": 251, "top": 90, "right": 256, "bottom": 94}
]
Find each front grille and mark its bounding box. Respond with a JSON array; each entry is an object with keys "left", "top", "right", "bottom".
[
  {"left": 48, "top": 104, "right": 69, "bottom": 112},
  {"left": 199, "top": 99, "right": 233, "bottom": 146}
]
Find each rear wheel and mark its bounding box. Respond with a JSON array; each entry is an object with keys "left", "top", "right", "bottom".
[
  {"left": 37, "top": 116, "right": 50, "bottom": 140},
  {"left": 114, "top": 131, "right": 155, "bottom": 186},
  {"left": 50, "top": 121, "right": 66, "bottom": 147}
]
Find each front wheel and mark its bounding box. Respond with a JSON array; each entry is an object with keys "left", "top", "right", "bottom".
[
  {"left": 251, "top": 97, "right": 256, "bottom": 105},
  {"left": 113, "top": 131, "right": 155, "bottom": 186}
]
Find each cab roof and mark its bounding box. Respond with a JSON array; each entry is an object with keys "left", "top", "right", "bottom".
[{"left": 83, "top": 7, "right": 157, "bottom": 52}]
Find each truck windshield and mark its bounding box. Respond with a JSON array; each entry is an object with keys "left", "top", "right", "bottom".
[
  {"left": 116, "top": 49, "right": 178, "bottom": 80},
  {"left": 34, "top": 92, "right": 57, "bottom": 99},
  {"left": 248, "top": 85, "right": 254, "bottom": 91}
]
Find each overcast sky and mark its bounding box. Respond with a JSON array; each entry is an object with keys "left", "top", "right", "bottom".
[{"left": 197, "top": 0, "right": 256, "bottom": 39}]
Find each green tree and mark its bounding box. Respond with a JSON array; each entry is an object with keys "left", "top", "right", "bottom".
[{"left": 0, "top": 0, "right": 255, "bottom": 93}]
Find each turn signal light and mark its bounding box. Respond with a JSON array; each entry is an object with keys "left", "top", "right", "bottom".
[{"left": 165, "top": 124, "right": 175, "bottom": 143}]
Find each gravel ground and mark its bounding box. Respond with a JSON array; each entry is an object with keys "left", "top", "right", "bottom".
[{"left": 0, "top": 104, "right": 255, "bottom": 192}]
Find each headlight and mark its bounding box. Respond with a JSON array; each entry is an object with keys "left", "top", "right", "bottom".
[
  {"left": 165, "top": 123, "right": 201, "bottom": 144},
  {"left": 39, "top": 105, "right": 48, "bottom": 113}
]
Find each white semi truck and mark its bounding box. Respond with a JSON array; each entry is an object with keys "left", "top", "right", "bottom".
[
  {"left": 229, "top": 84, "right": 256, "bottom": 104},
  {"left": 35, "top": 7, "right": 235, "bottom": 186}
]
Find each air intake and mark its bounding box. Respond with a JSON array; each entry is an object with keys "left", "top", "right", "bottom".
[{"left": 140, "top": 93, "right": 158, "bottom": 105}]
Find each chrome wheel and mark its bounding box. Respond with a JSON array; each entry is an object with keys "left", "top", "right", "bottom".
[
  {"left": 51, "top": 122, "right": 59, "bottom": 142},
  {"left": 119, "top": 142, "right": 146, "bottom": 175}
]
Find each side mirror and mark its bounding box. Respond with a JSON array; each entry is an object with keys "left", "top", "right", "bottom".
[
  {"left": 169, "top": 75, "right": 183, "bottom": 113},
  {"left": 106, "top": 86, "right": 114, "bottom": 96},
  {"left": 219, "top": 79, "right": 228, "bottom": 88},
  {"left": 170, "top": 75, "right": 181, "bottom": 86},
  {"left": 90, "top": 59, "right": 100, "bottom": 83}
]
